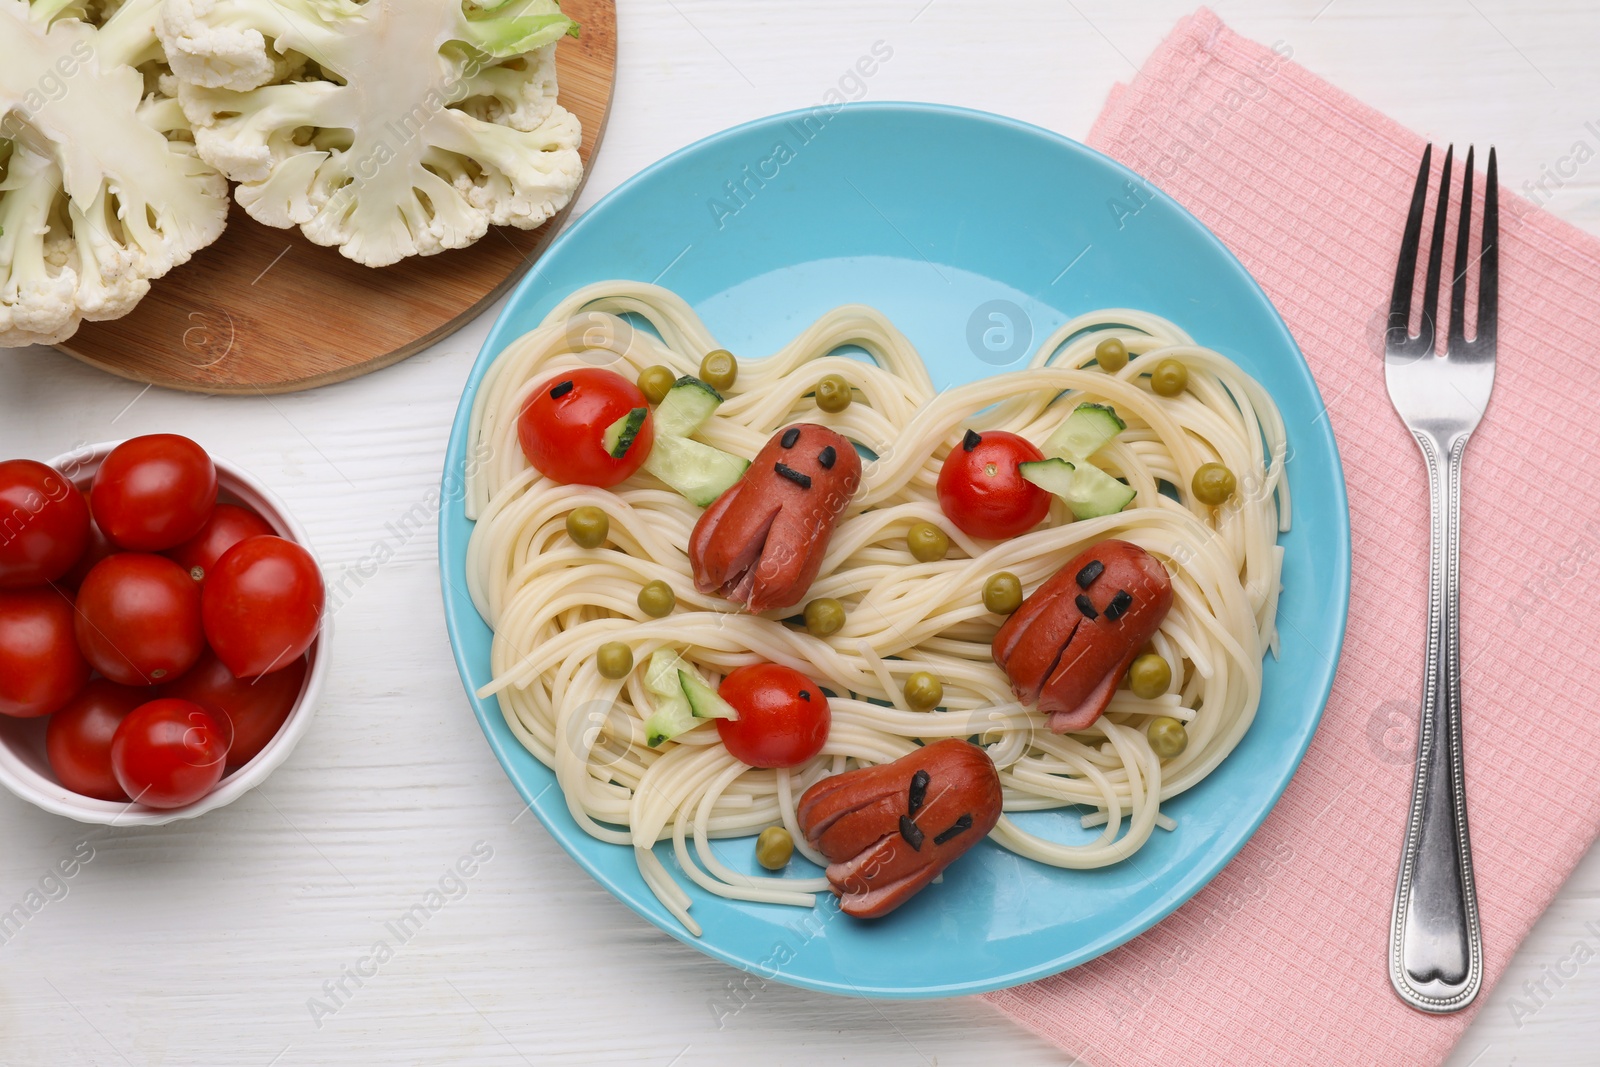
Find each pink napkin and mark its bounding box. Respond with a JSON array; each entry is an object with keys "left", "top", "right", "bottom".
[{"left": 982, "top": 9, "right": 1600, "bottom": 1066}]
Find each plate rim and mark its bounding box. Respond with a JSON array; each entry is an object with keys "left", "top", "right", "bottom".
[{"left": 438, "top": 100, "right": 1352, "bottom": 998}]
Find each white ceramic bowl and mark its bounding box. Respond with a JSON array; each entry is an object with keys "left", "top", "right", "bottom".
[{"left": 0, "top": 441, "right": 328, "bottom": 825}]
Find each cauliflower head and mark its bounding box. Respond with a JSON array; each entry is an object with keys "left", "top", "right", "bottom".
[
  {"left": 0, "top": 0, "right": 229, "bottom": 347},
  {"left": 160, "top": 0, "right": 584, "bottom": 268}
]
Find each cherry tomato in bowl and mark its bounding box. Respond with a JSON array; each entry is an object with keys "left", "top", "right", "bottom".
[
  {"left": 74, "top": 553, "right": 205, "bottom": 686},
  {"left": 0, "top": 586, "right": 88, "bottom": 718},
  {"left": 163, "top": 649, "right": 306, "bottom": 768},
  {"left": 46, "top": 679, "right": 153, "bottom": 801},
  {"left": 716, "top": 663, "right": 830, "bottom": 769},
  {"left": 110, "top": 698, "right": 231, "bottom": 809},
  {"left": 517, "top": 368, "right": 654, "bottom": 488},
  {"left": 202, "top": 535, "right": 324, "bottom": 677},
  {"left": 91, "top": 434, "right": 216, "bottom": 552},
  {"left": 55, "top": 491, "right": 116, "bottom": 593},
  {"left": 165, "top": 502, "right": 274, "bottom": 583},
  {"left": 0, "top": 459, "right": 90, "bottom": 588},
  {"left": 936, "top": 429, "right": 1050, "bottom": 540}
]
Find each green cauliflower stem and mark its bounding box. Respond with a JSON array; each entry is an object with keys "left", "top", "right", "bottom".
[
  {"left": 0, "top": 0, "right": 229, "bottom": 347},
  {"left": 160, "top": 0, "right": 584, "bottom": 268}
]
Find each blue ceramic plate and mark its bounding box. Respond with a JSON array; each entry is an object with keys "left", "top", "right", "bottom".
[{"left": 440, "top": 103, "right": 1350, "bottom": 998}]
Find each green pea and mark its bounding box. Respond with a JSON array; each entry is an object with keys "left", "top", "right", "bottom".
[
  {"left": 815, "top": 373, "right": 852, "bottom": 413},
  {"left": 983, "top": 572, "right": 1023, "bottom": 615},
  {"left": 1095, "top": 337, "right": 1128, "bottom": 373},
  {"left": 1192, "top": 462, "right": 1237, "bottom": 506},
  {"left": 1128, "top": 653, "right": 1172, "bottom": 699},
  {"left": 637, "top": 579, "right": 676, "bottom": 618},
  {"left": 566, "top": 506, "right": 609, "bottom": 548},
  {"left": 903, "top": 671, "right": 943, "bottom": 712},
  {"left": 596, "top": 642, "right": 633, "bottom": 680},
  {"left": 637, "top": 365, "right": 675, "bottom": 405},
  {"left": 804, "top": 597, "right": 846, "bottom": 637},
  {"left": 700, "top": 349, "right": 738, "bottom": 392},
  {"left": 755, "top": 826, "right": 794, "bottom": 870},
  {"left": 1147, "top": 716, "right": 1188, "bottom": 759},
  {"left": 906, "top": 522, "right": 950, "bottom": 563},
  {"left": 1150, "top": 358, "right": 1189, "bottom": 397}
]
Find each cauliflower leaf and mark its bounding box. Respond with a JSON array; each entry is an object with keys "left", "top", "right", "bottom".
[
  {"left": 161, "top": 0, "right": 584, "bottom": 267},
  {"left": 0, "top": 0, "right": 229, "bottom": 347}
]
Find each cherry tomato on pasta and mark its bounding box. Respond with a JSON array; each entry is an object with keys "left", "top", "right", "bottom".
[
  {"left": 0, "top": 586, "right": 88, "bottom": 717},
  {"left": 74, "top": 554, "right": 205, "bottom": 685},
  {"left": 202, "top": 536, "right": 323, "bottom": 677},
  {"left": 91, "top": 434, "right": 216, "bottom": 552},
  {"left": 46, "top": 679, "right": 153, "bottom": 800},
  {"left": 110, "top": 698, "right": 230, "bottom": 808},
  {"left": 935, "top": 429, "right": 1050, "bottom": 540},
  {"left": 165, "top": 503, "right": 273, "bottom": 582},
  {"left": 0, "top": 459, "right": 90, "bottom": 588},
  {"left": 517, "top": 369, "right": 654, "bottom": 488},
  {"left": 162, "top": 648, "right": 305, "bottom": 768},
  {"left": 716, "top": 663, "right": 830, "bottom": 769}
]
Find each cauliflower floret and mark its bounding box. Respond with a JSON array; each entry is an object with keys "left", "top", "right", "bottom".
[
  {"left": 161, "top": 0, "right": 583, "bottom": 268},
  {"left": 0, "top": 0, "right": 228, "bottom": 347}
]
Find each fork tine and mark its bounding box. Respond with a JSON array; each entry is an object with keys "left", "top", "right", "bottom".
[
  {"left": 1448, "top": 146, "right": 1475, "bottom": 349},
  {"left": 1478, "top": 147, "right": 1499, "bottom": 349},
  {"left": 1389, "top": 144, "right": 1433, "bottom": 349},
  {"left": 1419, "top": 145, "right": 1453, "bottom": 354}
]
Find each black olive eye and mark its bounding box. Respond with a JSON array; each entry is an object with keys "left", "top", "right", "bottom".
[
  {"left": 549, "top": 380, "right": 574, "bottom": 399},
  {"left": 1074, "top": 594, "right": 1098, "bottom": 620},
  {"left": 934, "top": 813, "right": 973, "bottom": 845},
  {"left": 907, "top": 769, "right": 929, "bottom": 815},
  {"left": 1104, "top": 590, "right": 1133, "bottom": 621},
  {"left": 781, "top": 427, "right": 801, "bottom": 448},
  {"left": 798, "top": 690, "right": 810, "bottom": 702},
  {"left": 1075, "top": 560, "right": 1104, "bottom": 589},
  {"left": 817, "top": 446, "right": 836, "bottom": 470},
  {"left": 898, "top": 814, "right": 925, "bottom": 851}
]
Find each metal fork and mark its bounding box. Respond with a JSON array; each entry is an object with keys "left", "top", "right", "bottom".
[{"left": 1385, "top": 144, "right": 1497, "bottom": 1013}]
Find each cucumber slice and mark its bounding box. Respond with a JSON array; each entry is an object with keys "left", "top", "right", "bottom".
[
  {"left": 653, "top": 376, "right": 725, "bottom": 438},
  {"left": 1043, "top": 402, "right": 1126, "bottom": 463},
  {"left": 601, "top": 407, "right": 649, "bottom": 459},
  {"left": 643, "top": 650, "right": 696, "bottom": 747},
  {"left": 641, "top": 650, "right": 739, "bottom": 745},
  {"left": 679, "top": 669, "right": 737, "bottom": 721},
  {"left": 1018, "top": 457, "right": 1076, "bottom": 497},
  {"left": 1062, "top": 463, "right": 1135, "bottom": 519},
  {"left": 643, "top": 433, "right": 750, "bottom": 507},
  {"left": 1020, "top": 457, "right": 1135, "bottom": 520}
]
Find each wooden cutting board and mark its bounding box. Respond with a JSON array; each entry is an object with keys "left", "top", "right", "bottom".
[{"left": 55, "top": 0, "right": 617, "bottom": 395}]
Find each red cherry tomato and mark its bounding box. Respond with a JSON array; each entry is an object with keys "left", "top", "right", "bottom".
[
  {"left": 110, "top": 698, "right": 230, "bottom": 809},
  {"left": 935, "top": 430, "right": 1050, "bottom": 540},
  {"left": 165, "top": 503, "right": 273, "bottom": 583},
  {"left": 202, "top": 535, "right": 323, "bottom": 677},
  {"left": 715, "top": 663, "right": 830, "bottom": 769},
  {"left": 56, "top": 491, "right": 116, "bottom": 592},
  {"left": 0, "top": 459, "right": 90, "bottom": 588},
  {"left": 46, "top": 679, "right": 153, "bottom": 800},
  {"left": 0, "top": 587, "right": 88, "bottom": 718},
  {"left": 74, "top": 554, "right": 205, "bottom": 685},
  {"left": 517, "top": 368, "right": 655, "bottom": 488},
  {"left": 91, "top": 434, "right": 217, "bottom": 551},
  {"left": 163, "top": 649, "right": 305, "bottom": 768}
]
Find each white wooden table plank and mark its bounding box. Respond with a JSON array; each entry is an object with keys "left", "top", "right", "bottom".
[{"left": 3, "top": 2, "right": 1598, "bottom": 1064}]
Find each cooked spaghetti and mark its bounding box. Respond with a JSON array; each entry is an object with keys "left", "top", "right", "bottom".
[{"left": 463, "top": 281, "right": 1288, "bottom": 934}]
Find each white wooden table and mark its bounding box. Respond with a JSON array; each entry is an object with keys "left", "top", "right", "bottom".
[{"left": 4, "top": 2, "right": 1598, "bottom": 1063}]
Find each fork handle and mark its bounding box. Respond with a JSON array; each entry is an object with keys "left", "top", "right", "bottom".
[{"left": 1389, "top": 431, "right": 1483, "bottom": 1013}]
